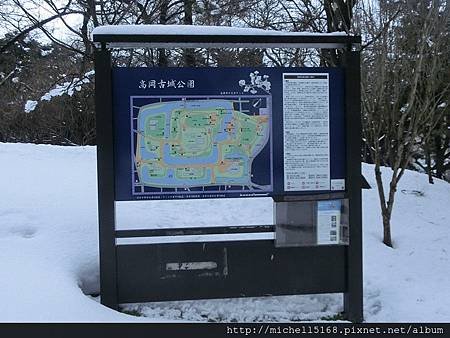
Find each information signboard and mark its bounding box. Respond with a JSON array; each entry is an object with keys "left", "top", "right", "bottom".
[
  {"left": 113, "top": 67, "right": 346, "bottom": 200},
  {"left": 93, "top": 27, "right": 363, "bottom": 322}
]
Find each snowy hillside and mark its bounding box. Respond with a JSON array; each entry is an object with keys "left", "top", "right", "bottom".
[{"left": 0, "top": 143, "right": 449, "bottom": 322}]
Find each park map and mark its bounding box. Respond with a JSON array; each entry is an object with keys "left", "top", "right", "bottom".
[{"left": 134, "top": 98, "right": 270, "bottom": 191}]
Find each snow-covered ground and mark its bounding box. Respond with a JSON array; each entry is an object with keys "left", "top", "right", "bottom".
[{"left": 0, "top": 143, "right": 449, "bottom": 322}]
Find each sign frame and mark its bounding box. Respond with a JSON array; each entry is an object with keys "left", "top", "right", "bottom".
[
  {"left": 113, "top": 67, "right": 346, "bottom": 201},
  {"left": 93, "top": 28, "right": 363, "bottom": 322}
]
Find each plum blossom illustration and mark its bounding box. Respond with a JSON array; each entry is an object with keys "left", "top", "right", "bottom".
[{"left": 238, "top": 71, "right": 271, "bottom": 94}]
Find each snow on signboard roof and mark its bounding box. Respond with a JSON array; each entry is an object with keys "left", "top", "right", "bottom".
[{"left": 92, "top": 24, "right": 348, "bottom": 37}]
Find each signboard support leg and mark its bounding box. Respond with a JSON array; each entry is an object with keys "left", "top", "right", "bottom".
[
  {"left": 343, "top": 49, "right": 364, "bottom": 322},
  {"left": 94, "top": 45, "right": 118, "bottom": 310}
]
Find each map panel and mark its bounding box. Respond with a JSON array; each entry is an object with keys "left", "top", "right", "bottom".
[{"left": 131, "top": 96, "right": 272, "bottom": 198}]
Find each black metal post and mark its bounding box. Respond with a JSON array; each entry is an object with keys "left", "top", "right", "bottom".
[
  {"left": 94, "top": 45, "right": 118, "bottom": 310},
  {"left": 343, "top": 49, "right": 364, "bottom": 322}
]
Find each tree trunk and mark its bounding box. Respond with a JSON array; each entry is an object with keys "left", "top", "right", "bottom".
[
  {"left": 322, "top": 0, "right": 356, "bottom": 66},
  {"left": 383, "top": 177, "right": 399, "bottom": 247},
  {"left": 158, "top": 0, "right": 169, "bottom": 67},
  {"left": 183, "top": 0, "right": 195, "bottom": 67},
  {"left": 425, "top": 143, "right": 434, "bottom": 184},
  {"left": 434, "top": 134, "right": 446, "bottom": 179},
  {"left": 382, "top": 213, "right": 393, "bottom": 247},
  {"left": 374, "top": 163, "right": 394, "bottom": 247},
  {"left": 80, "top": 7, "right": 92, "bottom": 67}
]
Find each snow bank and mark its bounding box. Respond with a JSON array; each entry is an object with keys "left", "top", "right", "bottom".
[
  {"left": 0, "top": 144, "right": 132, "bottom": 322},
  {"left": 361, "top": 165, "right": 450, "bottom": 322},
  {"left": 0, "top": 143, "right": 449, "bottom": 322}
]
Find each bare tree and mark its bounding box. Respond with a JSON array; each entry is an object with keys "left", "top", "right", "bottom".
[{"left": 361, "top": 0, "right": 449, "bottom": 247}]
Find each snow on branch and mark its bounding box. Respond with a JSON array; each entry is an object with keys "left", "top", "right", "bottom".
[
  {"left": 24, "top": 70, "right": 95, "bottom": 113},
  {"left": 24, "top": 100, "right": 38, "bottom": 113}
]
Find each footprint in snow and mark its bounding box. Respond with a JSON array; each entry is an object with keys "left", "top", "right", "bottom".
[
  {"left": 0, "top": 210, "right": 38, "bottom": 239},
  {"left": 9, "top": 225, "right": 38, "bottom": 238}
]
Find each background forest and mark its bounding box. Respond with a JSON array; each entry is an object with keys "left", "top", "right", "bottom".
[{"left": 0, "top": 0, "right": 449, "bottom": 246}]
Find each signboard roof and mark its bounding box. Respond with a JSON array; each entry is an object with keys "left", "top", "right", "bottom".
[{"left": 92, "top": 24, "right": 361, "bottom": 49}]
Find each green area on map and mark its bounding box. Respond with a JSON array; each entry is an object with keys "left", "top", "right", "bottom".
[{"left": 135, "top": 99, "right": 270, "bottom": 189}]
